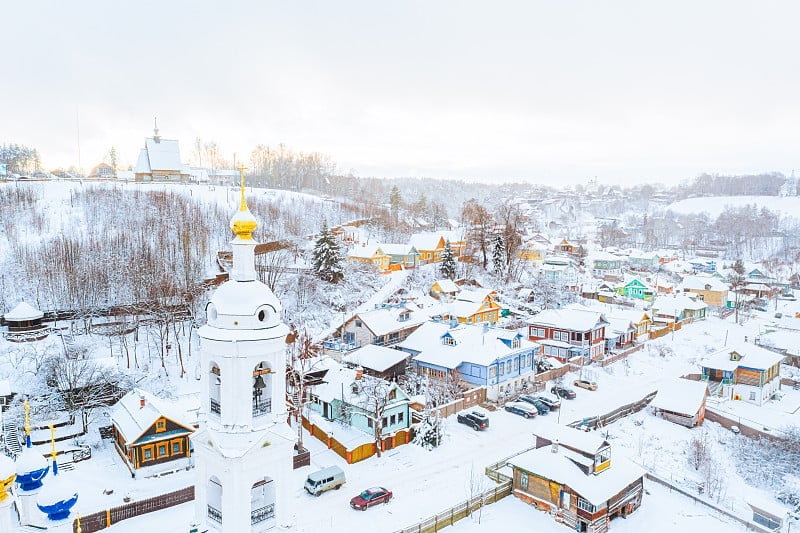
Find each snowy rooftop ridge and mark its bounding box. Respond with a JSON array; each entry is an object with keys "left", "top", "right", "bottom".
[
  {"left": 343, "top": 344, "right": 409, "bottom": 372},
  {"left": 110, "top": 389, "right": 192, "bottom": 444},
  {"left": 526, "top": 307, "right": 608, "bottom": 331},
  {"left": 700, "top": 341, "right": 785, "bottom": 372}
]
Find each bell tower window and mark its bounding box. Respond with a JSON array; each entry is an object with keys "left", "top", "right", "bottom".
[{"left": 253, "top": 362, "right": 273, "bottom": 418}]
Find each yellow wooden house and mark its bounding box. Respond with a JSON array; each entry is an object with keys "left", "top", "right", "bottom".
[
  {"left": 450, "top": 289, "right": 502, "bottom": 324},
  {"left": 347, "top": 244, "right": 390, "bottom": 272},
  {"left": 409, "top": 234, "right": 446, "bottom": 264}
]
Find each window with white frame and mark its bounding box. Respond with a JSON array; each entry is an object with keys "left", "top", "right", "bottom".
[
  {"left": 520, "top": 474, "right": 528, "bottom": 490},
  {"left": 489, "top": 367, "right": 497, "bottom": 378},
  {"left": 513, "top": 359, "right": 519, "bottom": 371},
  {"left": 506, "top": 361, "right": 512, "bottom": 373},
  {"left": 576, "top": 497, "right": 594, "bottom": 513}
]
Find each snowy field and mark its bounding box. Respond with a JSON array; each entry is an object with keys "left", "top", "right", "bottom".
[{"left": 665, "top": 195, "right": 800, "bottom": 219}]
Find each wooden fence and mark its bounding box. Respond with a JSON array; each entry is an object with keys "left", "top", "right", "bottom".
[
  {"left": 597, "top": 344, "right": 644, "bottom": 367},
  {"left": 301, "top": 416, "right": 412, "bottom": 463},
  {"left": 567, "top": 390, "right": 657, "bottom": 430},
  {"left": 393, "top": 481, "right": 512, "bottom": 533},
  {"left": 644, "top": 474, "right": 773, "bottom": 533},
  {"left": 75, "top": 486, "right": 194, "bottom": 533},
  {"left": 428, "top": 387, "right": 487, "bottom": 419},
  {"left": 704, "top": 408, "right": 783, "bottom": 441}
]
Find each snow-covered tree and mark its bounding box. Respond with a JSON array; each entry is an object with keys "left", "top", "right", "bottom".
[
  {"left": 492, "top": 234, "right": 504, "bottom": 275},
  {"left": 440, "top": 240, "right": 457, "bottom": 280},
  {"left": 389, "top": 185, "right": 401, "bottom": 221},
  {"left": 312, "top": 221, "right": 344, "bottom": 283}
]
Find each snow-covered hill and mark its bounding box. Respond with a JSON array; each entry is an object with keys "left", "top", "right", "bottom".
[{"left": 666, "top": 195, "right": 800, "bottom": 219}]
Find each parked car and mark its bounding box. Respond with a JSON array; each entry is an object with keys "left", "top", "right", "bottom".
[
  {"left": 504, "top": 401, "right": 538, "bottom": 418},
  {"left": 457, "top": 410, "right": 489, "bottom": 431},
  {"left": 754, "top": 305, "right": 768, "bottom": 312},
  {"left": 551, "top": 385, "right": 576, "bottom": 399},
  {"left": 534, "top": 394, "right": 561, "bottom": 410},
  {"left": 573, "top": 379, "right": 598, "bottom": 391},
  {"left": 518, "top": 395, "right": 550, "bottom": 414},
  {"left": 775, "top": 312, "right": 783, "bottom": 319},
  {"left": 304, "top": 465, "right": 346, "bottom": 496},
  {"left": 350, "top": 487, "right": 392, "bottom": 510}
]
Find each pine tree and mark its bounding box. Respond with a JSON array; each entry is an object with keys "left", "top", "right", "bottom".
[
  {"left": 312, "top": 221, "right": 344, "bottom": 283},
  {"left": 440, "top": 240, "right": 456, "bottom": 280},
  {"left": 390, "top": 185, "right": 401, "bottom": 221},
  {"left": 492, "top": 234, "right": 504, "bottom": 275}
]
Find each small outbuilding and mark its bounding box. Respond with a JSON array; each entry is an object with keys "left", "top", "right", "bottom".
[
  {"left": 650, "top": 378, "right": 709, "bottom": 427},
  {"left": 3, "top": 301, "right": 47, "bottom": 342}
]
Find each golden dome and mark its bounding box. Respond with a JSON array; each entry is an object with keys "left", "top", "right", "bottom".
[{"left": 230, "top": 167, "right": 257, "bottom": 240}]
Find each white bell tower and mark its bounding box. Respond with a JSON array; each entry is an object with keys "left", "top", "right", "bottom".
[{"left": 192, "top": 167, "right": 294, "bottom": 532}]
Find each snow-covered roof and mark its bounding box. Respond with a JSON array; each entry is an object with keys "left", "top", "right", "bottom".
[
  {"left": 408, "top": 233, "right": 444, "bottom": 251},
  {"left": 355, "top": 304, "right": 428, "bottom": 337},
  {"left": 456, "top": 288, "right": 493, "bottom": 303},
  {"left": 343, "top": 345, "right": 409, "bottom": 372},
  {"left": 4, "top": 301, "right": 44, "bottom": 321},
  {"left": 378, "top": 243, "right": 417, "bottom": 256},
  {"left": 509, "top": 447, "right": 644, "bottom": 507},
  {"left": 652, "top": 294, "right": 707, "bottom": 316},
  {"left": 608, "top": 309, "right": 651, "bottom": 324},
  {"left": 650, "top": 378, "right": 708, "bottom": 416},
  {"left": 398, "top": 322, "right": 536, "bottom": 370},
  {"left": 605, "top": 316, "right": 635, "bottom": 336},
  {"left": 433, "top": 279, "right": 459, "bottom": 293},
  {"left": 135, "top": 148, "right": 151, "bottom": 174},
  {"left": 312, "top": 362, "right": 409, "bottom": 407},
  {"left": 143, "top": 138, "right": 184, "bottom": 171},
  {"left": 682, "top": 275, "right": 729, "bottom": 293},
  {"left": 591, "top": 251, "right": 621, "bottom": 262},
  {"left": 110, "top": 389, "right": 192, "bottom": 444},
  {"left": 533, "top": 423, "right": 608, "bottom": 455},
  {"left": 700, "top": 342, "right": 785, "bottom": 372},
  {"left": 0, "top": 379, "right": 11, "bottom": 396},
  {"left": 348, "top": 243, "right": 382, "bottom": 259},
  {"left": 527, "top": 307, "right": 608, "bottom": 331}
]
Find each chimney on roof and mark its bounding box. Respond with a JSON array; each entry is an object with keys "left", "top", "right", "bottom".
[{"left": 140, "top": 395, "right": 146, "bottom": 409}]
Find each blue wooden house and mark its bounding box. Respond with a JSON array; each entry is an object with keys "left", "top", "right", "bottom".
[{"left": 397, "top": 321, "right": 541, "bottom": 401}]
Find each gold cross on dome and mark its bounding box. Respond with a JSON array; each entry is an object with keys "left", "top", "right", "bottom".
[{"left": 237, "top": 164, "right": 248, "bottom": 211}]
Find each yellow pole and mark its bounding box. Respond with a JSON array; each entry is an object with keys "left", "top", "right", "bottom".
[
  {"left": 50, "top": 423, "right": 57, "bottom": 463},
  {"left": 77, "top": 512, "right": 83, "bottom": 533},
  {"left": 24, "top": 400, "right": 30, "bottom": 437}
]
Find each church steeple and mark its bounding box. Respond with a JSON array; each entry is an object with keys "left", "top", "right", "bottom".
[
  {"left": 153, "top": 117, "right": 161, "bottom": 143},
  {"left": 229, "top": 166, "right": 258, "bottom": 281}
]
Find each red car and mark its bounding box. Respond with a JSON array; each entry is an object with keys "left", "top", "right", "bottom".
[{"left": 350, "top": 487, "right": 392, "bottom": 510}]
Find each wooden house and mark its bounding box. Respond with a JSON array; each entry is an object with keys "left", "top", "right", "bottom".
[
  {"left": 681, "top": 275, "right": 729, "bottom": 307},
  {"left": 331, "top": 225, "right": 360, "bottom": 244},
  {"left": 508, "top": 424, "right": 644, "bottom": 533},
  {"left": 409, "top": 233, "right": 446, "bottom": 264},
  {"left": 591, "top": 252, "right": 622, "bottom": 280},
  {"left": 347, "top": 243, "right": 390, "bottom": 272},
  {"left": 338, "top": 303, "right": 428, "bottom": 350},
  {"left": 430, "top": 279, "right": 460, "bottom": 301},
  {"left": 307, "top": 363, "right": 411, "bottom": 438},
  {"left": 518, "top": 241, "right": 547, "bottom": 264},
  {"left": 378, "top": 244, "right": 419, "bottom": 271},
  {"left": 527, "top": 306, "right": 608, "bottom": 361},
  {"left": 604, "top": 317, "right": 636, "bottom": 352},
  {"left": 555, "top": 239, "right": 578, "bottom": 255},
  {"left": 110, "top": 389, "right": 194, "bottom": 476},
  {"left": 449, "top": 289, "right": 501, "bottom": 324},
  {"left": 342, "top": 344, "right": 410, "bottom": 382},
  {"left": 608, "top": 310, "right": 651, "bottom": 341},
  {"left": 651, "top": 294, "right": 707, "bottom": 324},
  {"left": 398, "top": 321, "right": 540, "bottom": 401},
  {"left": 616, "top": 278, "right": 654, "bottom": 301},
  {"left": 699, "top": 342, "right": 783, "bottom": 405},
  {"left": 88, "top": 162, "right": 114, "bottom": 179},
  {"left": 650, "top": 378, "right": 708, "bottom": 427}
]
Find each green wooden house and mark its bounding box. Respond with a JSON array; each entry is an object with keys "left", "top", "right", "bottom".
[{"left": 616, "top": 278, "right": 654, "bottom": 301}]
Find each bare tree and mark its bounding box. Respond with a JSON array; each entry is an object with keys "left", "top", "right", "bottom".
[{"left": 355, "top": 377, "right": 392, "bottom": 458}]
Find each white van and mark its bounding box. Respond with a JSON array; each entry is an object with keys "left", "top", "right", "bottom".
[{"left": 304, "top": 466, "right": 346, "bottom": 496}]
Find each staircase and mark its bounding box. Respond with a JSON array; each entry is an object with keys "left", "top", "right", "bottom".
[
  {"left": 57, "top": 460, "right": 75, "bottom": 472},
  {"left": 2, "top": 420, "right": 22, "bottom": 458}
]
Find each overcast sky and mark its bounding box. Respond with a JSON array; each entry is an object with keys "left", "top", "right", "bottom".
[{"left": 2, "top": 0, "right": 799, "bottom": 185}]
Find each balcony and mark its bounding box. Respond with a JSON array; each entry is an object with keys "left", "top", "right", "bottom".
[
  {"left": 210, "top": 399, "right": 221, "bottom": 415},
  {"left": 253, "top": 398, "right": 272, "bottom": 417},
  {"left": 207, "top": 505, "right": 222, "bottom": 524},
  {"left": 251, "top": 504, "right": 275, "bottom": 525}
]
